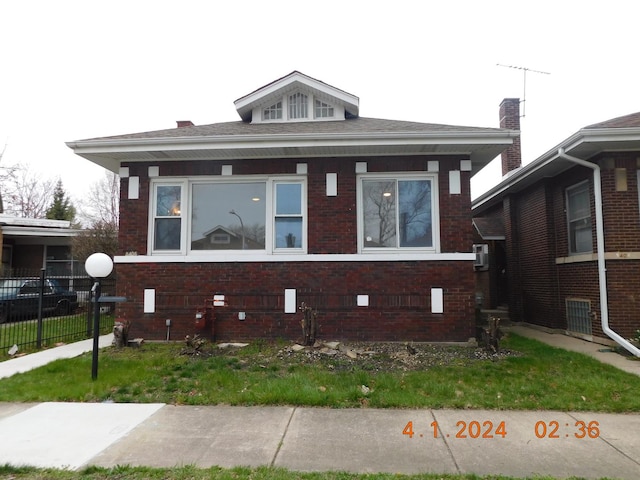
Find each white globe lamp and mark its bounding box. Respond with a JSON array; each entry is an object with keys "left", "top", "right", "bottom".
[{"left": 85, "top": 253, "right": 113, "bottom": 278}]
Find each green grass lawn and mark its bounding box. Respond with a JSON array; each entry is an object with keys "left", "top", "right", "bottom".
[
  {"left": 0, "top": 312, "right": 114, "bottom": 356},
  {"left": 1, "top": 333, "right": 634, "bottom": 480},
  {"left": 1, "top": 333, "right": 639, "bottom": 412},
  {"left": 0, "top": 465, "right": 616, "bottom": 480}
]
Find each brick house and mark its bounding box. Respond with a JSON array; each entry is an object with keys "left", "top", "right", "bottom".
[
  {"left": 473, "top": 101, "right": 640, "bottom": 355},
  {"left": 67, "top": 71, "right": 516, "bottom": 342}
]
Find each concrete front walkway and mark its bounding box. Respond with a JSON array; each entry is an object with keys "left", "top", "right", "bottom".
[
  {"left": 509, "top": 324, "right": 640, "bottom": 377},
  {"left": 0, "top": 333, "right": 115, "bottom": 380}
]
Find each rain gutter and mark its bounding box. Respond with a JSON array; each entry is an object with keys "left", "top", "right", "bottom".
[{"left": 557, "top": 147, "right": 640, "bottom": 357}]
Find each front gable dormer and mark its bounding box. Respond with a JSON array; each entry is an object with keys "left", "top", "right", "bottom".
[{"left": 234, "top": 71, "right": 359, "bottom": 124}]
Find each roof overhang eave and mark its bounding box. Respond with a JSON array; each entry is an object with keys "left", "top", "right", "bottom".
[
  {"left": 472, "top": 127, "right": 640, "bottom": 213},
  {"left": 1, "top": 226, "right": 80, "bottom": 237},
  {"left": 67, "top": 131, "right": 516, "bottom": 172}
]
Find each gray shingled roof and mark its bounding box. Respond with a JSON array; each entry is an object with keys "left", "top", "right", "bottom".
[
  {"left": 84, "top": 116, "right": 507, "bottom": 142},
  {"left": 473, "top": 217, "right": 505, "bottom": 240},
  {"left": 474, "top": 110, "right": 640, "bottom": 214},
  {"left": 585, "top": 112, "right": 640, "bottom": 129}
]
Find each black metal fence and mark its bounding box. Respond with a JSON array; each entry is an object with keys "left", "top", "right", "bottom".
[{"left": 0, "top": 270, "right": 116, "bottom": 356}]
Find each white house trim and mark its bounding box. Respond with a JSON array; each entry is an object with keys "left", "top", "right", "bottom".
[{"left": 114, "top": 252, "right": 475, "bottom": 264}]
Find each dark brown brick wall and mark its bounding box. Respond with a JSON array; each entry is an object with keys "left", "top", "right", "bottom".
[
  {"left": 116, "top": 155, "right": 476, "bottom": 342},
  {"left": 481, "top": 153, "right": 640, "bottom": 339},
  {"left": 115, "top": 261, "right": 475, "bottom": 342},
  {"left": 515, "top": 182, "right": 560, "bottom": 328}
]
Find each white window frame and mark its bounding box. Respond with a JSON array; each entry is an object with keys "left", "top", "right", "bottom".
[
  {"left": 314, "top": 99, "right": 334, "bottom": 118},
  {"left": 149, "top": 181, "right": 187, "bottom": 255},
  {"left": 288, "top": 92, "right": 308, "bottom": 119},
  {"left": 149, "top": 176, "right": 307, "bottom": 256},
  {"left": 273, "top": 181, "right": 306, "bottom": 252},
  {"left": 566, "top": 181, "right": 592, "bottom": 255},
  {"left": 211, "top": 233, "right": 231, "bottom": 244},
  {"left": 254, "top": 92, "right": 338, "bottom": 124},
  {"left": 262, "top": 101, "right": 282, "bottom": 121},
  {"left": 356, "top": 172, "right": 440, "bottom": 253}
]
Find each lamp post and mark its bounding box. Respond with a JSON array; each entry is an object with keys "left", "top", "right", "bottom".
[
  {"left": 85, "top": 252, "right": 113, "bottom": 380},
  {"left": 229, "top": 209, "right": 245, "bottom": 249}
]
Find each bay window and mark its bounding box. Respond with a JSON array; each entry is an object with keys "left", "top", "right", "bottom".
[{"left": 359, "top": 174, "right": 438, "bottom": 251}]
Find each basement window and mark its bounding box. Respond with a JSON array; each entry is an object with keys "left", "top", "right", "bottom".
[{"left": 566, "top": 298, "right": 592, "bottom": 336}]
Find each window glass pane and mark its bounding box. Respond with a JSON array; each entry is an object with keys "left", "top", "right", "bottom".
[
  {"left": 572, "top": 220, "right": 592, "bottom": 253},
  {"left": 363, "top": 180, "right": 397, "bottom": 247},
  {"left": 263, "top": 101, "right": 282, "bottom": 120},
  {"left": 314, "top": 100, "right": 334, "bottom": 118},
  {"left": 568, "top": 186, "right": 589, "bottom": 221},
  {"left": 47, "top": 246, "right": 71, "bottom": 260},
  {"left": 191, "top": 183, "right": 266, "bottom": 250},
  {"left": 154, "top": 218, "right": 181, "bottom": 250},
  {"left": 276, "top": 183, "right": 302, "bottom": 215},
  {"left": 398, "top": 180, "right": 432, "bottom": 247},
  {"left": 289, "top": 92, "right": 308, "bottom": 119},
  {"left": 156, "top": 186, "right": 182, "bottom": 217},
  {"left": 567, "top": 183, "right": 592, "bottom": 254},
  {"left": 275, "top": 218, "right": 302, "bottom": 248}
]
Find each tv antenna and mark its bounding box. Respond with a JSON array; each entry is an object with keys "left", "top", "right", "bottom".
[{"left": 497, "top": 64, "right": 550, "bottom": 117}]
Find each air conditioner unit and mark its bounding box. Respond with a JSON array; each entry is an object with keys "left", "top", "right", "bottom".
[{"left": 473, "top": 244, "right": 489, "bottom": 270}]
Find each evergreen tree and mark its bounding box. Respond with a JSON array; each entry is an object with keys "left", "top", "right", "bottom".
[{"left": 46, "top": 179, "right": 77, "bottom": 222}]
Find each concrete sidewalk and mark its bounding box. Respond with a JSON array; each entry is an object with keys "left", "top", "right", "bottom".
[
  {"left": 0, "top": 403, "right": 639, "bottom": 478},
  {"left": 0, "top": 327, "right": 639, "bottom": 478},
  {"left": 0, "top": 333, "right": 115, "bottom": 380}
]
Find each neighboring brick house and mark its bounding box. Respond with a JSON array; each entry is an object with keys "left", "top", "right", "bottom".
[
  {"left": 473, "top": 102, "right": 640, "bottom": 354},
  {"left": 67, "top": 71, "right": 516, "bottom": 342}
]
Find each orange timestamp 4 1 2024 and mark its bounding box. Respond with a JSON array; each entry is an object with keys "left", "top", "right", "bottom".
[{"left": 403, "top": 420, "right": 600, "bottom": 440}]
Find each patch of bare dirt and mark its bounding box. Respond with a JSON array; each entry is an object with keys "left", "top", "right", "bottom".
[
  {"left": 181, "top": 335, "right": 521, "bottom": 372},
  {"left": 275, "top": 341, "right": 521, "bottom": 372}
]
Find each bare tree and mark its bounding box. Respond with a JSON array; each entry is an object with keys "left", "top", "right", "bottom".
[
  {"left": 363, "top": 180, "right": 396, "bottom": 246},
  {"left": 72, "top": 220, "right": 118, "bottom": 263},
  {"left": 78, "top": 171, "right": 120, "bottom": 228},
  {"left": 0, "top": 161, "right": 56, "bottom": 218}
]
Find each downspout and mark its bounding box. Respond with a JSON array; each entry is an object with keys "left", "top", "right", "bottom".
[{"left": 558, "top": 148, "right": 640, "bottom": 357}]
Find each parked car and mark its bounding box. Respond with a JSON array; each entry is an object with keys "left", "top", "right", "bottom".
[{"left": 0, "top": 278, "right": 79, "bottom": 324}]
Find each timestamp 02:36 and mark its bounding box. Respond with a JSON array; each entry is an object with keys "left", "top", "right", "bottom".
[{"left": 402, "top": 420, "right": 600, "bottom": 440}]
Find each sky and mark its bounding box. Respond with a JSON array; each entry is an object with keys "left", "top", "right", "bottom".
[{"left": 1, "top": 0, "right": 639, "bottom": 205}]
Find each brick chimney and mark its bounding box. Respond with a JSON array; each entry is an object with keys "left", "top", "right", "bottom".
[
  {"left": 499, "top": 98, "right": 522, "bottom": 176},
  {"left": 177, "top": 120, "right": 194, "bottom": 128}
]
